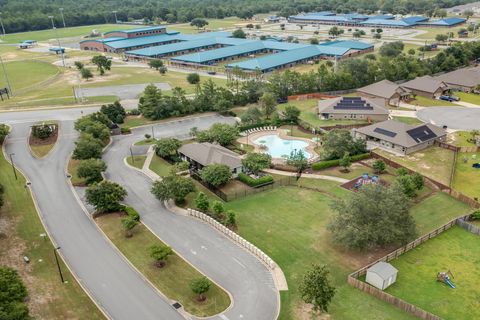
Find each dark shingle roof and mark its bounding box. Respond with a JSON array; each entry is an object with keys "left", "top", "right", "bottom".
[{"left": 178, "top": 143, "right": 242, "bottom": 169}]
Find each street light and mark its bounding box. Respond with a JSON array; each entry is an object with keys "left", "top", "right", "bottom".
[
  {"left": 8, "top": 153, "right": 17, "bottom": 180},
  {"left": 48, "top": 16, "right": 66, "bottom": 68},
  {"left": 0, "top": 12, "right": 6, "bottom": 37},
  {"left": 59, "top": 8, "right": 66, "bottom": 28},
  {"left": 112, "top": 11, "right": 118, "bottom": 24},
  {"left": 53, "top": 246, "right": 65, "bottom": 283},
  {"left": 0, "top": 55, "right": 12, "bottom": 95}
]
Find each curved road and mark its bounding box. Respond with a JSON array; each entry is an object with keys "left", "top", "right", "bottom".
[
  {"left": 103, "top": 115, "right": 279, "bottom": 320},
  {"left": 0, "top": 108, "right": 279, "bottom": 320}
]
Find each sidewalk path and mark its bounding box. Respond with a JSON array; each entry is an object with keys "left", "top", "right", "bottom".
[{"left": 264, "top": 168, "right": 349, "bottom": 183}]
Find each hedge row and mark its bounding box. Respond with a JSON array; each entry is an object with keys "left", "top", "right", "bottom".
[
  {"left": 122, "top": 205, "right": 140, "bottom": 221},
  {"left": 311, "top": 153, "right": 371, "bottom": 170},
  {"left": 238, "top": 173, "right": 274, "bottom": 187}
]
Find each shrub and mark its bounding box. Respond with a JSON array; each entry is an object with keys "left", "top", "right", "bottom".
[
  {"left": 200, "top": 164, "right": 232, "bottom": 187},
  {"left": 121, "top": 127, "right": 131, "bottom": 134},
  {"left": 238, "top": 172, "right": 274, "bottom": 187},
  {"left": 123, "top": 205, "right": 140, "bottom": 221},
  {"left": 471, "top": 210, "right": 480, "bottom": 220},
  {"left": 225, "top": 210, "right": 236, "bottom": 226},
  {"left": 195, "top": 192, "right": 210, "bottom": 212},
  {"left": 311, "top": 153, "right": 370, "bottom": 170},
  {"left": 72, "top": 134, "right": 103, "bottom": 160},
  {"left": 372, "top": 159, "right": 386, "bottom": 174},
  {"left": 85, "top": 181, "right": 127, "bottom": 213},
  {"left": 0, "top": 267, "right": 30, "bottom": 319},
  {"left": 212, "top": 201, "right": 225, "bottom": 216},
  {"left": 149, "top": 244, "right": 173, "bottom": 268},
  {"left": 77, "top": 158, "right": 107, "bottom": 185},
  {"left": 187, "top": 73, "right": 200, "bottom": 84},
  {"left": 128, "top": 109, "right": 141, "bottom": 116},
  {"left": 0, "top": 123, "right": 9, "bottom": 144},
  {"left": 190, "top": 277, "right": 211, "bottom": 301}
]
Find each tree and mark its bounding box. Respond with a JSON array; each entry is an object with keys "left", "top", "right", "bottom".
[
  {"left": 287, "top": 150, "right": 308, "bottom": 172},
  {"left": 463, "top": 10, "right": 474, "bottom": 20},
  {"left": 212, "top": 200, "right": 225, "bottom": 217},
  {"left": 32, "top": 124, "right": 54, "bottom": 140},
  {"left": 195, "top": 192, "right": 210, "bottom": 212},
  {"left": 91, "top": 55, "right": 112, "bottom": 75},
  {"left": 372, "top": 159, "right": 386, "bottom": 174},
  {"left": 328, "top": 26, "right": 344, "bottom": 37},
  {"left": 310, "top": 38, "right": 319, "bottom": 45},
  {"left": 74, "top": 61, "right": 84, "bottom": 70},
  {"left": 232, "top": 29, "right": 246, "bottom": 39},
  {"left": 155, "top": 138, "right": 181, "bottom": 159},
  {"left": 373, "top": 33, "right": 381, "bottom": 40},
  {"left": 435, "top": 34, "right": 448, "bottom": 42},
  {"left": 187, "top": 73, "right": 200, "bottom": 84},
  {"left": 148, "top": 59, "right": 164, "bottom": 70},
  {"left": 407, "top": 48, "right": 416, "bottom": 55},
  {"left": 197, "top": 123, "right": 239, "bottom": 146},
  {"left": 339, "top": 152, "right": 352, "bottom": 172},
  {"left": 242, "top": 152, "right": 272, "bottom": 175},
  {"left": 121, "top": 216, "right": 138, "bottom": 238},
  {"left": 72, "top": 134, "right": 103, "bottom": 160},
  {"left": 80, "top": 67, "right": 93, "bottom": 80},
  {"left": 411, "top": 172, "right": 424, "bottom": 190},
  {"left": 151, "top": 175, "right": 196, "bottom": 204},
  {"left": 0, "top": 124, "right": 9, "bottom": 144},
  {"left": 299, "top": 264, "right": 336, "bottom": 313},
  {"left": 149, "top": 244, "right": 173, "bottom": 268},
  {"left": 190, "top": 277, "right": 211, "bottom": 301},
  {"left": 200, "top": 164, "right": 232, "bottom": 187},
  {"left": 159, "top": 66, "right": 168, "bottom": 75},
  {"left": 283, "top": 105, "right": 300, "bottom": 123},
  {"left": 394, "top": 175, "right": 417, "bottom": 198},
  {"left": 322, "top": 130, "right": 366, "bottom": 160},
  {"left": 260, "top": 92, "right": 277, "bottom": 119},
  {"left": 85, "top": 181, "right": 127, "bottom": 213},
  {"left": 328, "top": 184, "right": 416, "bottom": 250},
  {"left": 240, "top": 106, "right": 262, "bottom": 124},
  {"left": 100, "top": 101, "right": 126, "bottom": 124},
  {"left": 397, "top": 167, "right": 409, "bottom": 176},
  {"left": 190, "top": 18, "right": 209, "bottom": 29},
  {"left": 0, "top": 267, "right": 30, "bottom": 319},
  {"left": 379, "top": 41, "right": 404, "bottom": 57},
  {"left": 77, "top": 158, "right": 107, "bottom": 185}
]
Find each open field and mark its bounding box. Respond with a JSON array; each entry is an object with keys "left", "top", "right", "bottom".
[
  {"left": 0, "top": 152, "right": 103, "bottom": 319},
  {"left": 223, "top": 180, "right": 470, "bottom": 319},
  {"left": 375, "top": 147, "right": 456, "bottom": 186},
  {"left": 167, "top": 17, "right": 248, "bottom": 34},
  {"left": 95, "top": 213, "right": 231, "bottom": 317},
  {"left": 414, "top": 25, "right": 475, "bottom": 40},
  {"left": 452, "top": 151, "right": 480, "bottom": 199},
  {"left": 386, "top": 226, "right": 480, "bottom": 320}
]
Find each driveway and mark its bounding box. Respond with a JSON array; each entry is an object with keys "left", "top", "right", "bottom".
[
  {"left": 3, "top": 121, "right": 183, "bottom": 320},
  {"left": 417, "top": 107, "right": 480, "bottom": 130},
  {"left": 102, "top": 115, "right": 280, "bottom": 320},
  {"left": 75, "top": 83, "right": 171, "bottom": 100}
]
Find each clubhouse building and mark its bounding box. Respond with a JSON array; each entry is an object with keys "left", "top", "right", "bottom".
[{"left": 318, "top": 97, "right": 389, "bottom": 121}]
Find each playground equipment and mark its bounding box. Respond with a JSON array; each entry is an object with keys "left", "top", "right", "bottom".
[
  {"left": 354, "top": 173, "right": 380, "bottom": 189},
  {"left": 437, "top": 270, "right": 456, "bottom": 289}
]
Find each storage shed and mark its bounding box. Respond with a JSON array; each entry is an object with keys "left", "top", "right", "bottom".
[{"left": 366, "top": 261, "right": 398, "bottom": 290}]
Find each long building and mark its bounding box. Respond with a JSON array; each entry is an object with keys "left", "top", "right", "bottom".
[{"left": 288, "top": 12, "right": 465, "bottom": 28}]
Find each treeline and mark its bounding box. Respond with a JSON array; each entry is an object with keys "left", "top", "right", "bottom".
[{"left": 1, "top": 0, "right": 475, "bottom": 34}]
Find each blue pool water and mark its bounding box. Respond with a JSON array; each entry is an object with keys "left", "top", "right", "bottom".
[{"left": 254, "top": 135, "right": 311, "bottom": 158}]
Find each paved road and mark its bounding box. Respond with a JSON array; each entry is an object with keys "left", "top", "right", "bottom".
[
  {"left": 102, "top": 115, "right": 279, "bottom": 320},
  {"left": 417, "top": 107, "right": 480, "bottom": 130}
]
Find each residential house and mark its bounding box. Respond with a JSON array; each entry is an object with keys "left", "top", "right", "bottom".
[
  {"left": 434, "top": 67, "right": 480, "bottom": 92},
  {"left": 357, "top": 79, "right": 412, "bottom": 107},
  {"left": 318, "top": 96, "right": 389, "bottom": 121},
  {"left": 400, "top": 75, "right": 450, "bottom": 99}
]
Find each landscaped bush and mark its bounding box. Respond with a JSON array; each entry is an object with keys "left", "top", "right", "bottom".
[
  {"left": 122, "top": 205, "right": 140, "bottom": 221},
  {"left": 0, "top": 124, "right": 10, "bottom": 144},
  {"left": 121, "top": 127, "right": 131, "bottom": 134},
  {"left": 238, "top": 173, "right": 274, "bottom": 187},
  {"left": 471, "top": 210, "right": 480, "bottom": 220},
  {"left": 311, "top": 153, "right": 370, "bottom": 170}
]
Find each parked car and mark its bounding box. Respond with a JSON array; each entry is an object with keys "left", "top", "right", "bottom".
[
  {"left": 439, "top": 95, "right": 460, "bottom": 102},
  {"left": 207, "top": 71, "right": 216, "bottom": 75}
]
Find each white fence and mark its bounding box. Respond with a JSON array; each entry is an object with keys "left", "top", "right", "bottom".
[{"left": 187, "top": 208, "right": 277, "bottom": 270}]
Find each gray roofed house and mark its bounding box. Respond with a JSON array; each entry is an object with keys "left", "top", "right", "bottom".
[
  {"left": 178, "top": 142, "right": 243, "bottom": 176},
  {"left": 357, "top": 79, "right": 412, "bottom": 107},
  {"left": 400, "top": 75, "right": 450, "bottom": 98},
  {"left": 434, "top": 67, "right": 480, "bottom": 92},
  {"left": 318, "top": 96, "right": 389, "bottom": 121},
  {"left": 366, "top": 262, "right": 398, "bottom": 290},
  {"left": 352, "top": 119, "right": 447, "bottom": 155}
]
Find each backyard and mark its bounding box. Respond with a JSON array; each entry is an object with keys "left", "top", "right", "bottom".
[
  {"left": 409, "top": 96, "right": 456, "bottom": 107},
  {"left": 223, "top": 180, "right": 471, "bottom": 319},
  {"left": 455, "top": 92, "right": 480, "bottom": 105},
  {"left": 386, "top": 226, "right": 480, "bottom": 320},
  {"left": 452, "top": 151, "right": 480, "bottom": 200}
]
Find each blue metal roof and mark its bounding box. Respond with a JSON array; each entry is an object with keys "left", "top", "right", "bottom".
[
  {"left": 425, "top": 17, "right": 466, "bottom": 26},
  {"left": 402, "top": 16, "right": 429, "bottom": 24},
  {"left": 104, "top": 26, "right": 166, "bottom": 35},
  {"left": 370, "top": 15, "right": 395, "bottom": 20},
  {"left": 304, "top": 11, "right": 335, "bottom": 16},
  {"left": 360, "top": 19, "right": 412, "bottom": 27},
  {"left": 103, "top": 33, "right": 183, "bottom": 49},
  {"left": 320, "top": 40, "right": 373, "bottom": 50}
]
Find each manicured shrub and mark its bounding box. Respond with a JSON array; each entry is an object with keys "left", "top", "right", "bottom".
[
  {"left": 238, "top": 173, "right": 274, "bottom": 187},
  {"left": 311, "top": 153, "right": 370, "bottom": 170}
]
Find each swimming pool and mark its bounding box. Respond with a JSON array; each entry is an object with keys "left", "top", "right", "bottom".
[{"left": 254, "top": 135, "right": 311, "bottom": 159}]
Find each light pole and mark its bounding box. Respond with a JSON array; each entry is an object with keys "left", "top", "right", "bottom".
[
  {"left": 9, "top": 153, "right": 17, "bottom": 180},
  {"left": 112, "top": 11, "right": 118, "bottom": 23},
  {"left": 0, "top": 12, "right": 5, "bottom": 37},
  {"left": 53, "top": 247, "right": 65, "bottom": 283},
  {"left": 48, "top": 16, "right": 66, "bottom": 68},
  {"left": 59, "top": 8, "right": 66, "bottom": 28},
  {"left": 0, "top": 55, "right": 12, "bottom": 95},
  {"left": 151, "top": 126, "right": 155, "bottom": 139},
  {"left": 129, "top": 147, "right": 135, "bottom": 164}
]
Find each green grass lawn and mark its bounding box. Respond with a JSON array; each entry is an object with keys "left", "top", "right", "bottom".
[
  {"left": 95, "top": 213, "right": 230, "bottom": 316},
  {"left": 149, "top": 155, "right": 173, "bottom": 177},
  {"left": 414, "top": 25, "right": 473, "bottom": 40},
  {"left": 0, "top": 151, "right": 103, "bottom": 319},
  {"left": 392, "top": 116, "right": 423, "bottom": 125},
  {"left": 168, "top": 17, "right": 246, "bottom": 34},
  {"left": 410, "top": 96, "right": 456, "bottom": 107},
  {"left": 224, "top": 185, "right": 421, "bottom": 320},
  {"left": 452, "top": 151, "right": 480, "bottom": 199},
  {"left": 126, "top": 155, "right": 147, "bottom": 169},
  {"left": 455, "top": 92, "right": 480, "bottom": 105},
  {"left": 386, "top": 226, "right": 480, "bottom": 320},
  {"left": 375, "top": 147, "right": 456, "bottom": 186},
  {"left": 447, "top": 131, "right": 477, "bottom": 147},
  {"left": 0, "top": 60, "right": 59, "bottom": 94},
  {"left": 30, "top": 143, "right": 55, "bottom": 158},
  {"left": 67, "top": 158, "right": 86, "bottom": 186},
  {"left": 134, "top": 138, "right": 157, "bottom": 146}
]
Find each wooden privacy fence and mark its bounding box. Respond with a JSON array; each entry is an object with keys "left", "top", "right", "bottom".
[
  {"left": 457, "top": 217, "right": 480, "bottom": 236},
  {"left": 434, "top": 140, "right": 479, "bottom": 153},
  {"left": 348, "top": 214, "right": 471, "bottom": 320}
]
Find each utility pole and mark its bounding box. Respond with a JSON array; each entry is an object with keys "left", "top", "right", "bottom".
[
  {"left": 53, "top": 247, "right": 65, "bottom": 283},
  {"left": 112, "top": 11, "right": 118, "bottom": 24},
  {"left": 151, "top": 126, "right": 155, "bottom": 139},
  {"left": 48, "top": 16, "right": 66, "bottom": 68},
  {"left": 59, "top": 8, "right": 66, "bottom": 28},
  {"left": 0, "top": 13, "right": 5, "bottom": 37},
  {"left": 9, "top": 153, "right": 17, "bottom": 180},
  {"left": 129, "top": 147, "right": 135, "bottom": 164},
  {"left": 0, "top": 55, "right": 12, "bottom": 95}
]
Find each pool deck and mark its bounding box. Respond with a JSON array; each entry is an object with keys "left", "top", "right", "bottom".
[{"left": 237, "top": 129, "right": 319, "bottom": 163}]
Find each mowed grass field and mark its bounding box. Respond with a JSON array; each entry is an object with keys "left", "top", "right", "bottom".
[
  {"left": 0, "top": 152, "right": 103, "bottom": 319},
  {"left": 0, "top": 60, "right": 59, "bottom": 93},
  {"left": 452, "top": 151, "right": 480, "bottom": 199},
  {"left": 386, "top": 226, "right": 480, "bottom": 320},
  {"left": 223, "top": 181, "right": 471, "bottom": 320}
]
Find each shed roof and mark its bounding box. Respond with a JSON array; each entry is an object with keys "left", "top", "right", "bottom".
[
  {"left": 357, "top": 79, "right": 411, "bottom": 99},
  {"left": 367, "top": 262, "right": 398, "bottom": 280},
  {"left": 178, "top": 142, "right": 242, "bottom": 169},
  {"left": 401, "top": 75, "right": 449, "bottom": 94}
]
